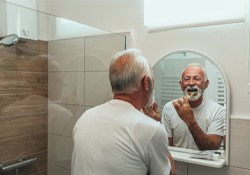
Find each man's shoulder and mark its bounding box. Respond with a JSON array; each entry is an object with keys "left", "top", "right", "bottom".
[
  {"left": 163, "top": 100, "right": 174, "bottom": 108},
  {"left": 136, "top": 112, "right": 162, "bottom": 126},
  {"left": 162, "top": 100, "right": 176, "bottom": 113},
  {"left": 134, "top": 116, "right": 167, "bottom": 143},
  {"left": 205, "top": 99, "right": 225, "bottom": 109}
]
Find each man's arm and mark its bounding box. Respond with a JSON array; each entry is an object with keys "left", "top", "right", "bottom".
[
  {"left": 172, "top": 97, "right": 222, "bottom": 150},
  {"left": 186, "top": 120, "right": 222, "bottom": 150},
  {"left": 168, "top": 154, "right": 175, "bottom": 175},
  {"left": 168, "top": 137, "right": 173, "bottom": 146},
  {"left": 147, "top": 126, "right": 174, "bottom": 175}
]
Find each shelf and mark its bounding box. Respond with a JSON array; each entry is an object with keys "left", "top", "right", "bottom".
[{"left": 169, "top": 147, "right": 226, "bottom": 168}]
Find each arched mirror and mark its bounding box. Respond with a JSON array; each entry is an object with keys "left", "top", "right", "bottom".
[{"left": 153, "top": 50, "right": 230, "bottom": 168}]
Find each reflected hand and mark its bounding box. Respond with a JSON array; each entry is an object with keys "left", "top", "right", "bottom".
[
  {"left": 142, "top": 102, "right": 161, "bottom": 121},
  {"left": 172, "top": 96, "right": 195, "bottom": 126}
]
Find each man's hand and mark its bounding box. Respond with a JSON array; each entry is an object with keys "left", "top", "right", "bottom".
[
  {"left": 142, "top": 102, "right": 161, "bottom": 121},
  {"left": 172, "top": 96, "right": 195, "bottom": 126}
]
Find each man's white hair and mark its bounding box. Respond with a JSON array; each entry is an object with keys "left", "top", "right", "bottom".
[
  {"left": 109, "top": 48, "right": 153, "bottom": 94},
  {"left": 181, "top": 63, "right": 208, "bottom": 81}
]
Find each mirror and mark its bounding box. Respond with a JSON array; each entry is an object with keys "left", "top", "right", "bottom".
[{"left": 153, "top": 50, "right": 229, "bottom": 167}]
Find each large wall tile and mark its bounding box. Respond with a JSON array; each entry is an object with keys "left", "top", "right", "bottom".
[
  {"left": 175, "top": 161, "right": 188, "bottom": 175},
  {"left": 188, "top": 164, "right": 250, "bottom": 175},
  {"left": 0, "top": 132, "right": 47, "bottom": 163},
  {"left": 84, "top": 71, "right": 113, "bottom": 106},
  {"left": 230, "top": 118, "right": 250, "bottom": 169},
  {"left": 17, "top": 151, "right": 47, "bottom": 175},
  {"left": 0, "top": 93, "right": 47, "bottom": 114},
  {"left": 85, "top": 34, "right": 125, "bottom": 71},
  {"left": 48, "top": 72, "right": 84, "bottom": 105},
  {"left": 0, "top": 48, "right": 47, "bottom": 72},
  {"left": 0, "top": 71, "right": 48, "bottom": 94},
  {"left": 16, "top": 39, "right": 48, "bottom": 53},
  {"left": 48, "top": 103, "right": 84, "bottom": 137},
  {"left": 48, "top": 164, "right": 70, "bottom": 175},
  {"left": 48, "top": 134, "right": 73, "bottom": 170},
  {"left": 0, "top": 113, "right": 47, "bottom": 140},
  {"left": 75, "top": 106, "right": 91, "bottom": 122},
  {"left": 48, "top": 38, "right": 84, "bottom": 72},
  {"left": 0, "top": 94, "right": 48, "bottom": 116}
]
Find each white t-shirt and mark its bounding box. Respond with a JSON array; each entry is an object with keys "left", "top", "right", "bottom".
[
  {"left": 72, "top": 99, "right": 171, "bottom": 175},
  {"left": 161, "top": 98, "right": 226, "bottom": 150}
]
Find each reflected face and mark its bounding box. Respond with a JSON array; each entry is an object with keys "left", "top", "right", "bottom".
[{"left": 180, "top": 66, "right": 208, "bottom": 101}]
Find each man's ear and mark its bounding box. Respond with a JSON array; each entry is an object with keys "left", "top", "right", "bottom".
[
  {"left": 142, "top": 75, "right": 149, "bottom": 91},
  {"left": 179, "top": 80, "right": 182, "bottom": 86},
  {"left": 179, "top": 80, "right": 185, "bottom": 91},
  {"left": 204, "top": 80, "right": 209, "bottom": 89}
]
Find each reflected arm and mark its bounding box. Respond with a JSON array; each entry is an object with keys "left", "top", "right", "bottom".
[
  {"left": 168, "top": 154, "right": 176, "bottom": 175},
  {"left": 172, "top": 98, "right": 223, "bottom": 150},
  {"left": 168, "top": 137, "right": 173, "bottom": 146},
  {"left": 187, "top": 121, "right": 223, "bottom": 150}
]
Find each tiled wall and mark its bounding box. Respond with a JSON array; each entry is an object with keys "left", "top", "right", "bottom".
[
  {"left": 0, "top": 38, "right": 48, "bottom": 174},
  {"left": 0, "top": 32, "right": 125, "bottom": 175},
  {"left": 47, "top": 34, "right": 125, "bottom": 175},
  {"left": 47, "top": 38, "right": 85, "bottom": 175}
]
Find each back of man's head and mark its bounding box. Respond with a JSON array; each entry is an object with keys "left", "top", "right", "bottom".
[{"left": 109, "top": 48, "right": 152, "bottom": 94}]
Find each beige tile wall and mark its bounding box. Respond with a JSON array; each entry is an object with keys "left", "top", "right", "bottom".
[
  {"left": 230, "top": 118, "right": 250, "bottom": 169},
  {"left": 48, "top": 38, "right": 85, "bottom": 175},
  {"left": 47, "top": 34, "right": 125, "bottom": 175}
]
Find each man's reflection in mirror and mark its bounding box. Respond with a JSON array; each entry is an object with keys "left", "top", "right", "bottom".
[{"left": 161, "top": 63, "right": 226, "bottom": 150}]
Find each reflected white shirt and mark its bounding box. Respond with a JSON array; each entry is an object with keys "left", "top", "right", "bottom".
[{"left": 161, "top": 98, "right": 226, "bottom": 150}]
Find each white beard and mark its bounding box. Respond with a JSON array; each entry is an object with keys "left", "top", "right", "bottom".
[{"left": 184, "top": 85, "right": 204, "bottom": 101}]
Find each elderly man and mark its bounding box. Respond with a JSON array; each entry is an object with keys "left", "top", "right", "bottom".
[
  {"left": 72, "top": 48, "right": 173, "bottom": 175},
  {"left": 161, "top": 63, "right": 226, "bottom": 150}
]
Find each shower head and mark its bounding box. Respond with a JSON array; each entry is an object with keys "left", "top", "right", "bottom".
[{"left": 0, "top": 34, "right": 19, "bottom": 47}]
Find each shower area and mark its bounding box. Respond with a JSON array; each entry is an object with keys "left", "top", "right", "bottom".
[{"left": 0, "top": 1, "right": 126, "bottom": 175}]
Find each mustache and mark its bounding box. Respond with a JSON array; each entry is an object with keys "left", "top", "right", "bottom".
[{"left": 185, "top": 86, "right": 198, "bottom": 92}]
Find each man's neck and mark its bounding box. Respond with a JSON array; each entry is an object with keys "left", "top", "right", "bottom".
[
  {"left": 114, "top": 93, "right": 143, "bottom": 110},
  {"left": 189, "top": 96, "right": 203, "bottom": 108}
]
